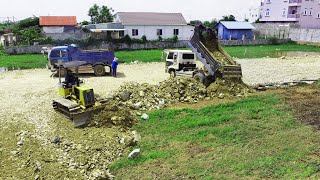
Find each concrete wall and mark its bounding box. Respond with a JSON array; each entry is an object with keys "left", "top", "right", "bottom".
[
  {"left": 123, "top": 25, "right": 194, "bottom": 41},
  {"left": 289, "top": 28, "right": 320, "bottom": 43},
  {"left": 43, "top": 32, "right": 89, "bottom": 40},
  {"left": 252, "top": 23, "right": 292, "bottom": 39},
  {"left": 5, "top": 39, "right": 289, "bottom": 55}
]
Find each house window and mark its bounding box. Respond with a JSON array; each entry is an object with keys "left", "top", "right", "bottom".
[
  {"left": 304, "top": 8, "right": 308, "bottom": 16},
  {"left": 265, "top": 9, "right": 270, "bottom": 17},
  {"left": 132, "top": 29, "right": 138, "bottom": 36},
  {"left": 282, "top": 8, "right": 286, "bottom": 16},
  {"left": 157, "top": 29, "right": 163, "bottom": 36},
  {"left": 266, "top": 0, "right": 271, "bottom": 4},
  {"left": 309, "top": 8, "right": 313, "bottom": 16},
  {"left": 173, "top": 29, "right": 179, "bottom": 36},
  {"left": 317, "top": 13, "right": 320, "bottom": 19}
]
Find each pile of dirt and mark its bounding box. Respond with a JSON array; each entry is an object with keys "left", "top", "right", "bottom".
[
  {"left": 90, "top": 101, "right": 137, "bottom": 128},
  {"left": 207, "top": 78, "right": 251, "bottom": 98},
  {"left": 90, "top": 77, "right": 251, "bottom": 128},
  {"left": 199, "top": 26, "right": 237, "bottom": 66}
]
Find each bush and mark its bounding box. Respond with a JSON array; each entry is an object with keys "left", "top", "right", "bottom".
[
  {"left": 270, "top": 37, "right": 280, "bottom": 45},
  {"left": 0, "top": 45, "right": 6, "bottom": 56},
  {"left": 158, "top": 36, "right": 163, "bottom": 42},
  {"left": 141, "top": 35, "right": 147, "bottom": 43},
  {"left": 164, "top": 35, "right": 179, "bottom": 43},
  {"left": 122, "top": 35, "right": 132, "bottom": 45}
]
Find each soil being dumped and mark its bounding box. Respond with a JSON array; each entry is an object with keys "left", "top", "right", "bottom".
[
  {"left": 91, "top": 77, "right": 252, "bottom": 128},
  {"left": 198, "top": 25, "right": 237, "bottom": 66}
]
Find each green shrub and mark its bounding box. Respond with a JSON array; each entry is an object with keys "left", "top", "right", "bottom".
[
  {"left": 141, "top": 35, "right": 147, "bottom": 43},
  {"left": 158, "top": 35, "right": 163, "bottom": 42}
]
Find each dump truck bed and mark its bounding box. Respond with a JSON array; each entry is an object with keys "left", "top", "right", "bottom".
[{"left": 188, "top": 25, "right": 242, "bottom": 78}]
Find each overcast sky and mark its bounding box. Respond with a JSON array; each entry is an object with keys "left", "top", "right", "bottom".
[{"left": 1, "top": 0, "right": 260, "bottom": 22}]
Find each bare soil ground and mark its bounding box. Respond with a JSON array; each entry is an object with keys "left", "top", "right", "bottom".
[
  {"left": 1, "top": 57, "right": 320, "bottom": 178},
  {"left": 237, "top": 56, "right": 320, "bottom": 85},
  {"left": 280, "top": 85, "right": 320, "bottom": 129}
]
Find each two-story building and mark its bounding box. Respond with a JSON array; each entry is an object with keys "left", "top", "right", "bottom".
[{"left": 259, "top": 0, "right": 320, "bottom": 28}]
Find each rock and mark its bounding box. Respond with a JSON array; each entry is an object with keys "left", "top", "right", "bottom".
[
  {"left": 280, "top": 56, "right": 286, "bottom": 59},
  {"left": 17, "top": 140, "right": 24, "bottom": 146},
  {"left": 35, "top": 174, "right": 40, "bottom": 180},
  {"left": 141, "top": 113, "right": 149, "bottom": 120},
  {"left": 10, "top": 151, "right": 18, "bottom": 155},
  {"left": 218, "top": 93, "right": 225, "bottom": 99},
  {"left": 119, "top": 137, "right": 125, "bottom": 144},
  {"left": 120, "top": 90, "right": 131, "bottom": 101},
  {"left": 132, "top": 131, "right": 141, "bottom": 144},
  {"left": 136, "top": 111, "right": 142, "bottom": 116},
  {"left": 139, "top": 91, "right": 145, "bottom": 97},
  {"left": 133, "top": 102, "right": 143, "bottom": 110},
  {"left": 174, "top": 93, "right": 181, "bottom": 98},
  {"left": 128, "top": 149, "right": 141, "bottom": 159},
  {"left": 51, "top": 136, "right": 61, "bottom": 144}
]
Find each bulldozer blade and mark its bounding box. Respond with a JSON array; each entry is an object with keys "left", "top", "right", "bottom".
[{"left": 71, "top": 112, "right": 91, "bottom": 127}]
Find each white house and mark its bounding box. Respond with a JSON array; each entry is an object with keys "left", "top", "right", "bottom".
[{"left": 113, "top": 12, "right": 194, "bottom": 41}]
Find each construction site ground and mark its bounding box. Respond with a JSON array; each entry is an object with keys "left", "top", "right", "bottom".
[{"left": 1, "top": 56, "right": 320, "bottom": 179}]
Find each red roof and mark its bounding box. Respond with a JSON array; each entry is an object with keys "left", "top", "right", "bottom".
[{"left": 40, "top": 16, "right": 77, "bottom": 26}]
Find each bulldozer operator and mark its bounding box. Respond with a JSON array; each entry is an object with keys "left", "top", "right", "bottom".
[{"left": 64, "top": 69, "right": 79, "bottom": 87}]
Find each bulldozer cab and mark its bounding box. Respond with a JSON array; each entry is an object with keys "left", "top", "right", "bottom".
[{"left": 55, "top": 61, "right": 95, "bottom": 107}]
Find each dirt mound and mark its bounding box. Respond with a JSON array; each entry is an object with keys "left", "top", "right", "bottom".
[
  {"left": 91, "top": 77, "right": 251, "bottom": 128},
  {"left": 207, "top": 78, "right": 251, "bottom": 98},
  {"left": 90, "top": 101, "right": 137, "bottom": 128}
]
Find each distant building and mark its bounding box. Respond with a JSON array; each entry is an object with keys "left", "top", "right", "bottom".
[
  {"left": 259, "top": 0, "right": 320, "bottom": 28},
  {"left": 112, "top": 12, "right": 194, "bottom": 41},
  {"left": 39, "top": 16, "right": 87, "bottom": 39},
  {"left": 246, "top": 7, "right": 260, "bottom": 23},
  {"left": 214, "top": 21, "right": 255, "bottom": 40},
  {"left": 0, "top": 29, "right": 15, "bottom": 46}
]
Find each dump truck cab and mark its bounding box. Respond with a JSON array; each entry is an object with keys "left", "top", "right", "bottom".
[{"left": 163, "top": 49, "right": 198, "bottom": 77}]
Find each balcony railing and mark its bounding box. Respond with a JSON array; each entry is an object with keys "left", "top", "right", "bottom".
[
  {"left": 287, "top": 14, "right": 301, "bottom": 18},
  {"left": 289, "top": 0, "right": 302, "bottom": 3}
]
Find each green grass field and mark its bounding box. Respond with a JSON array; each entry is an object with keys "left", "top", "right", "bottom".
[
  {"left": 111, "top": 95, "right": 320, "bottom": 179},
  {"left": 0, "top": 54, "right": 47, "bottom": 69},
  {"left": 1, "top": 44, "right": 320, "bottom": 69}
]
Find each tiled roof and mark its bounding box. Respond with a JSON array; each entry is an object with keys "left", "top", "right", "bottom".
[
  {"left": 116, "top": 12, "right": 187, "bottom": 25},
  {"left": 219, "top": 21, "right": 255, "bottom": 30},
  {"left": 40, "top": 16, "right": 77, "bottom": 26}
]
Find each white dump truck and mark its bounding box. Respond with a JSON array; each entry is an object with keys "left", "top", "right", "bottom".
[{"left": 163, "top": 25, "right": 242, "bottom": 86}]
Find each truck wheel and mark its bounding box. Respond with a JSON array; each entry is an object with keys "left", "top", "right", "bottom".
[
  {"left": 193, "top": 73, "right": 205, "bottom": 84},
  {"left": 204, "top": 75, "right": 215, "bottom": 87},
  {"left": 169, "top": 69, "right": 176, "bottom": 78},
  {"left": 94, "top": 65, "right": 106, "bottom": 76}
]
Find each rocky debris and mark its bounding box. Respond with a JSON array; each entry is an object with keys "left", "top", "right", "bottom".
[
  {"left": 89, "top": 169, "right": 114, "bottom": 180},
  {"left": 128, "top": 149, "right": 141, "bottom": 159},
  {"left": 51, "top": 136, "right": 61, "bottom": 144},
  {"left": 90, "top": 101, "right": 137, "bottom": 128},
  {"left": 90, "top": 77, "right": 251, "bottom": 128},
  {"left": 141, "top": 113, "right": 149, "bottom": 120}
]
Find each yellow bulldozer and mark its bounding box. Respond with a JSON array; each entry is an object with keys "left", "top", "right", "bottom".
[{"left": 52, "top": 61, "right": 107, "bottom": 127}]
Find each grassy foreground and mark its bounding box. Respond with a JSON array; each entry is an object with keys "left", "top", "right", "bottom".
[
  {"left": 1, "top": 44, "right": 320, "bottom": 69},
  {"left": 111, "top": 95, "right": 320, "bottom": 179}
]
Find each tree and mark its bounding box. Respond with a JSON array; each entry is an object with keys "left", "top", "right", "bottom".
[
  {"left": 203, "top": 19, "right": 218, "bottom": 28},
  {"left": 221, "top": 15, "right": 236, "bottom": 21},
  {"left": 88, "top": 4, "right": 114, "bottom": 24},
  {"left": 19, "top": 26, "right": 40, "bottom": 45}
]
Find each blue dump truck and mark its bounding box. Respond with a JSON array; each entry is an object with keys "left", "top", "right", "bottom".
[{"left": 48, "top": 45, "right": 115, "bottom": 76}]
